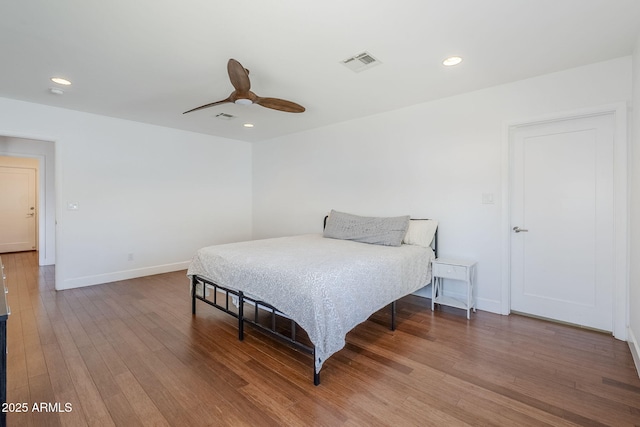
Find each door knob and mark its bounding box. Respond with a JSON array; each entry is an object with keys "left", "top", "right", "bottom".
[{"left": 513, "top": 226, "right": 528, "bottom": 233}]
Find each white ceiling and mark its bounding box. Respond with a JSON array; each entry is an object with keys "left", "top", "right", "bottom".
[{"left": 1, "top": 0, "right": 639, "bottom": 143}]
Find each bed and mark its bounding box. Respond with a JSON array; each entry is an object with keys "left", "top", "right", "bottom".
[{"left": 187, "top": 211, "right": 438, "bottom": 385}]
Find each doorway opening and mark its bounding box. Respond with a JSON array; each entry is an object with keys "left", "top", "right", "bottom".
[
  {"left": 0, "top": 135, "right": 55, "bottom": 266},
  {"left": 0, "top": 158, "right": 38, "bottom": 253}
]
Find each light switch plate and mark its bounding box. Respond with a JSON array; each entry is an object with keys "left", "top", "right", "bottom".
[{"left": 481, "top": 193, "right": 494, "bottom": 204}]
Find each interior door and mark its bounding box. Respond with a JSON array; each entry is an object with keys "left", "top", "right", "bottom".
[
  {"left": 0, "top": 166, "right": 36, "bottom": 253},
  {"left": 510, "top": 113, "right": 614, "bottom": 332}
]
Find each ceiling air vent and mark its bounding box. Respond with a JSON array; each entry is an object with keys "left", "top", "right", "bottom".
[
  {"left": 215, "top": 112, "right": 235, "bottom": 120},
  {"left": 341, "top": 51, "right": 381, "bottom": 73}
]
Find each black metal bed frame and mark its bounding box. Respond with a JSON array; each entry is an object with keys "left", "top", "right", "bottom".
[
  {"left": 191, "top": 274, "right": 399, "bottom": 385},
  {"left": 191, "top": 217, "right": 437, "bottom": 386}
]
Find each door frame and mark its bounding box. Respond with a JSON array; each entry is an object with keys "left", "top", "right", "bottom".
[{"left": 501, "top": 103, "right": 628, "bottom": 340}]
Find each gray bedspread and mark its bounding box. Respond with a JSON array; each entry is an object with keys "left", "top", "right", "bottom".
[{"left": 187, "top": 233, "right": 434, "bottom": 372}]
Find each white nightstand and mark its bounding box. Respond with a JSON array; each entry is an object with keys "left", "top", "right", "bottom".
[{"left": 431, "top": 258, "right": 477, "bottom": 319}]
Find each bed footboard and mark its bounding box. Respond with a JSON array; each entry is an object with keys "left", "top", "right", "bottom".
[{"left": 191, "top": 275, "right": 320, "bottom": 385}]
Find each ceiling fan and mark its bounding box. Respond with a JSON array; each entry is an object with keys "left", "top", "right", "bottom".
[{"left": 183, "top": 59, "right": 305, "bottom": 115}]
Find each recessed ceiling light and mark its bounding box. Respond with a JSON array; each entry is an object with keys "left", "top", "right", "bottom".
[
  {"left": 50, "top": 77, "right": 71, "bottom": 85},
  {"left": 442, "top": 56, "right": 463, "bottom": 67},
  {"left": 243, "top": 123, "right": 254, "bottom": 128}
]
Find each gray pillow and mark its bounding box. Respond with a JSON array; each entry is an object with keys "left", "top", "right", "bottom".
[{"left": 323, "top": 210, "right": 410, "bottom": 247}]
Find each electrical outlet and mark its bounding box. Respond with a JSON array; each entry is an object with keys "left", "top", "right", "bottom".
[{"left": 127, "top": 253, "right": 134, "bottom": 261}]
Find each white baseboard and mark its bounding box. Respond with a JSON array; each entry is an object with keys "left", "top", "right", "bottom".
[
  {"left": 476, "top": 297, "right": 502, "bottom": 314},
  {"left": 628, "top": 327, "right": 640, "bottom": 379},
  {"left": 412, "top": 284, "right": 502, "bottom": 315},
  {"left": 412, "top": 284, "right": 432, "bottom": 299},
  {"left": 58, "top": 261, "right": 191, "bottom": 290}
]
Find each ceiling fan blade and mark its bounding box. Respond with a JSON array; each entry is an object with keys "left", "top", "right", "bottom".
[
  {"left": 184, "top": 59, "right": 306, "bottom": 115},
  {"left": 255, "top": 97, "right": 305, "bottom": 113},
  {"left": 228, "top": 59, "right": 251, "bottom": 93},
  {"left": 183, "top": 98, "right": 231, "bottom": 114}
]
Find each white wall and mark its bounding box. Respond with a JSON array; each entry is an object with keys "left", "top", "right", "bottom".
[
  {"left": 629, "top": 35, "right": 640, "bottom": 375},
  {"left": 0, "top": 97, "right": 253, "bottom": 290},
  {"left": 253, "top": 57, "right": 632, "bottom": 315}
]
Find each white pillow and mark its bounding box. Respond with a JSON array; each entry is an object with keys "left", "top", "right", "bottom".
[{"left": 403, "top": 219, "right": 438, "bottom": 248}]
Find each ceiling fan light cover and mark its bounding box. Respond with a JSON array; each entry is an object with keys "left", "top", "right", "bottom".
[{"left": 234, "top": 98, "right": 253, "bottom": 105}]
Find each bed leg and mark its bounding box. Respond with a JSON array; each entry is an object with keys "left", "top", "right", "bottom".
[
  {"left": 238, "top": 291, "right": 244, "bottom": 341},
  {"left": 390, "top": 301, "right": 397, "bottom": 331},
  {"left": 191, "top": 276, "right": 197, "bottom": 315},
  {"left": 313, "top": 348, "right": 320, "bottom": 386}
]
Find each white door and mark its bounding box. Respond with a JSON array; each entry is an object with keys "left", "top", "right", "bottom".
[
  {"left": 0, "top": 166, "right": 37, "bottom": 253},
  {"left": 510, "top": 113, "right": 614, "bottom": 332}
]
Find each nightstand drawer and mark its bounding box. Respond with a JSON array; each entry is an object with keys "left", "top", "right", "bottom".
[{"left": 432, "top": 263, "right": 468, "bottom": 281}]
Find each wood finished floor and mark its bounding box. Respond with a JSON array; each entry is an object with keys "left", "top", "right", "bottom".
[{"left": 3, "top": 251, "right": 640, "bottom": 426}]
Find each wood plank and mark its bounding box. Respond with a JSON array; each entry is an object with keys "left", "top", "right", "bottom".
[{"left": 112, "top": 371, "right": 170, "bottom": 427}]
